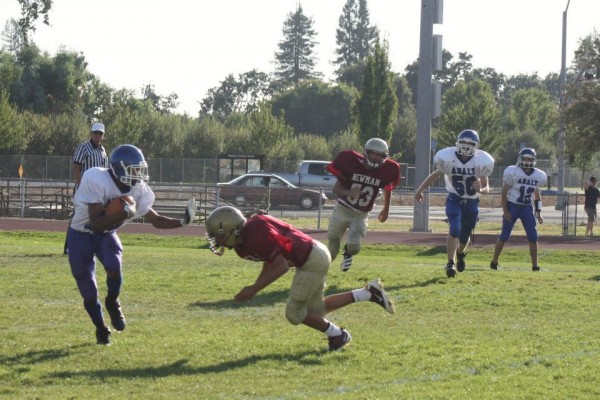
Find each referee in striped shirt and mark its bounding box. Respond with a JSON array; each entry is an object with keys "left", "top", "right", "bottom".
[
  {"left": 72, "top": 122, "right": 109, "bottom": 187},
  {"left": 64, "top": 122, "right": 109, "bottom": 254}
]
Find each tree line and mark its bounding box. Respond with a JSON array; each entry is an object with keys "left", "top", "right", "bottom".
[{"left": 1, "top": 0, "right": 600, "bottom": 172}]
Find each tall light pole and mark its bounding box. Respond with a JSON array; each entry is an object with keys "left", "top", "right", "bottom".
[
  {"left": 412, "top": 0, "right": 443, "bottom": 231},
  {"left": 412, "top": 0, "right": 434, "bottom": 232},
  {"left": 557, "top": 0, "right": 570, "bottom": 202}
]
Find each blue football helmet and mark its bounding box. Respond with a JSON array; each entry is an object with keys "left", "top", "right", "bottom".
[
  {"left": 109, "top": 144, "right": 149, "bottom": 187},
  {"left": 517, "top": 148, "right": 537, "bottom": 168},
  {"left": 455, "top": 129, "right": 480, "bottom": 157}
]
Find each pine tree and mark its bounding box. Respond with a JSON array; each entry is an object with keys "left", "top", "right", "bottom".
[
  {"left": 334, "top": 0, "right": 379, "bottom": 72},
  {"left": 274, "top": 5, "right": 321, "bottom": 86},
  {"left": 352, "top": 40, "right": 397, "bottom": 145},
  {"left": 1, "top": 19, "right": 25, "bottom": 56}
]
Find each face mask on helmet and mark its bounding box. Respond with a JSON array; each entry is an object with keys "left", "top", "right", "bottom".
[
  {"left": 517, "top": 148, "right": 537, "bottom": 168},
  {"left": 455, "top": 130, "right": 480, "bottom": 157},
  {"left": 205, "top": 206, "right": 246, "bottom": 255},
  {"left": 109, "top": 144, "right": 149, "bottom": 187},
  {"left": 363, "top": 138, "right": 389, "bottom": 168}
]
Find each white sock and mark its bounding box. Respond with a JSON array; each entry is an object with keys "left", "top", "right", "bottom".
[
  {"left": 324, "top": 321, "right": 342, "bottom": 337},
  {"left": 351, "top": 288, "right": 371, "bottom": 302}
]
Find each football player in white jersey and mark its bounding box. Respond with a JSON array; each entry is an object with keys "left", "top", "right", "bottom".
[
  {"left": 415, "top": 129, "right": 495, "bottom": 277},
  {"left": 490, "top": 148, "right": 547, "bottom": 271},
  {"left": 67, "top": 144, "right": 196, "bottom": 345}
]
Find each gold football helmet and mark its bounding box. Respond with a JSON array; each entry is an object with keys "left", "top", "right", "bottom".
[
  {"left": 205, "top": 206, "right": 246, "bottom": 255},
  {"left": 363, "top": 138, "right": 389, "bottom": 168}
]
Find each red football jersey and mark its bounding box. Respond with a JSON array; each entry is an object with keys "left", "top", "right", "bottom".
[
  {"left": 234, "top": 214, "right": 314, "bottom": 267},
  {"left": 327, "top": 150, "right": 400, "bottom": 212}
]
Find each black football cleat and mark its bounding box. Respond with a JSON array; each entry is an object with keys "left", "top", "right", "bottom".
[
  {"left": 456, "top": 252, "right": 466, "bottom": 272},
  {"left": 340, "top": 246, "right": 353, "bottom": 272},
  {"left": 328, "top": 329, "right": 352, "bottom": 351},
  {"left": 105, "top": 297, "right": 126, "bottom": 331},
  {"left": 490, "top": 261, "right": 499, "bottom": 270},
  {"left": 96, "top": 326, "right": 111, "bottom": 345},
  {"left": 445, "top": 261, "right": 457, "bottom": 278}
]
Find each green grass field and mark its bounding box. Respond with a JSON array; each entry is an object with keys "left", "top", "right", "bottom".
[{"left": 1, "top": 230, "right": 600, "bottom": 399}]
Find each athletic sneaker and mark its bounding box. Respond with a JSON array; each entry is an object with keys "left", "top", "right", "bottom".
[
  {"left": 328, "top": 328, "right": 352, "bottom": 351},
  {"left": 456, "top": 252, "right": 466, "bottom": 272},
  {"left": 490, "top": 261, "right": 499, "bottom": 270},
  {"left": 96, "top": 326, "right": 111, "bottom": 345},
  {"left": 105, "top": 297, "right": 126, "bottom": 331},
  {"left": 445, "top": 261, "right": 457, "bottom": 278},
  {"left": 340, "top": 246, "right": 353, "bottom": 272},
  {"left": 366, "top": 278, "right": 395, "bottom": 314},
  {"left": 532, "top": 266, "right": 540, "bottom": 271}
]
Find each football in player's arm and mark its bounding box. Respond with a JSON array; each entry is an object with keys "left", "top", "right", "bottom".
[{"left": 67, "top": 144, "right": 196, "bottom": 345}]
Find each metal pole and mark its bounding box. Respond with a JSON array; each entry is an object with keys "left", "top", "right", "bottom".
[
  {"left": 412, "top": 0, "right": 434, "bottom": 232},
  {"left": 20, "top": 179, "right": 25, "bottom": 218},
  {"left": 557, "top": 0, "right": 570, "bottom": 206}
]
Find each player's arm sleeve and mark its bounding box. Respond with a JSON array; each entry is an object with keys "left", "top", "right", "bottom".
[
  {"left": 502, "top": 167, "right": 512, "bottom": 186},
  {"left": 539, "top": 172, "right": 548, "bottom": 188},
  {"left": 326, "top": 154, "right": 347, "bottom": 182},
  {"left": 432, "top": 158, "right": 441, "bottom": 171},
  {"left": 384, "top": 165, "right": 401, "bottom": 192},
  {"left": 76, "top": 172, "right": 104, "bottom": 205},
  {"left": 479, "top": 153, "right": 495, "bottom": 177}
]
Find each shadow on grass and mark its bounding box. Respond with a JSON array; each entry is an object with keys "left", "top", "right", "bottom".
[
  {"left": 190, "top": 288, "right": 287, "bottom": 309},
  {"left": 380, "top": 277, "right": 448, "bottom": 293},
  {"left": 46, "top": 350, "right": 326, "bottom": 379},
  {"left": 415, "top": 246, "right": 446, "bottom": 256},
  {"left": 590, "top": 275, "right": 600, "bottom": 281},
  {"left": 0, "top": 344, "right": 89, "bottom": 367},
  {"left": 190, "top": 284, "right": 349, "bottom": 309},
  {"left": 189, "top": 277, "right": 448, "bottom": 310},
  {"left": 4, "top": 253, "right": 64, "bottom": 258}
]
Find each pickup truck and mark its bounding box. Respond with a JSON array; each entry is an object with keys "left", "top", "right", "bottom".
[{"left": 271, "top": 160, "right": 336, "bottom": 188}]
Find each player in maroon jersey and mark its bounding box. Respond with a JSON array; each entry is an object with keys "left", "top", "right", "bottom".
[
  {"left": 326, "top": 138, "right": 401, "bottom": 271},
  {"left": 205, "top": 206, "right": 394, "bottom": 352}
]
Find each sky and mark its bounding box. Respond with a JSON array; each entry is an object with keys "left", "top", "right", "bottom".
[{"left": 1, "top": 0, "right": 599, "bottom": 115}]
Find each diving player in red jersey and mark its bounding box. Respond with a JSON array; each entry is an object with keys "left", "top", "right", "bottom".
[
  {"left": 205, "top": 206, "right": 394, "bottom": 352},
  {"left": 326, "top": 138, "right": 401, "bottom": 271}
]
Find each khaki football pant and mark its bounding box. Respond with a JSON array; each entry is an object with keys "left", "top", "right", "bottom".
[{"left": 285, "top": 240, "right": 330, "bottom": 324}]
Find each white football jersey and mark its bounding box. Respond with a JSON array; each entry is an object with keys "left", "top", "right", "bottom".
[
  {"left": 503, "top": 165, "right": 547, "bottom": 205},
  {"left": 71, "top": 167, "right": 155, "bottom": 232},
  {"left": 434, "top": 146, "right": 495, "bottom": 199}
]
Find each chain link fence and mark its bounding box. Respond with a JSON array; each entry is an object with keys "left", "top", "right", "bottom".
[
  {"left": 2, "top": 155, "right": 599, "bottom": 190},
  {"left": 0, "top": 156, "right": 317, "bottom": 184},
  {"left": 0, "top": 178, "right": 592, "bottom": 238}
]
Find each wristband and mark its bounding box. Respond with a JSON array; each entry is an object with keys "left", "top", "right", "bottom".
[{"left": 534, "top": 200, "right": 542, "bottom": 212}]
